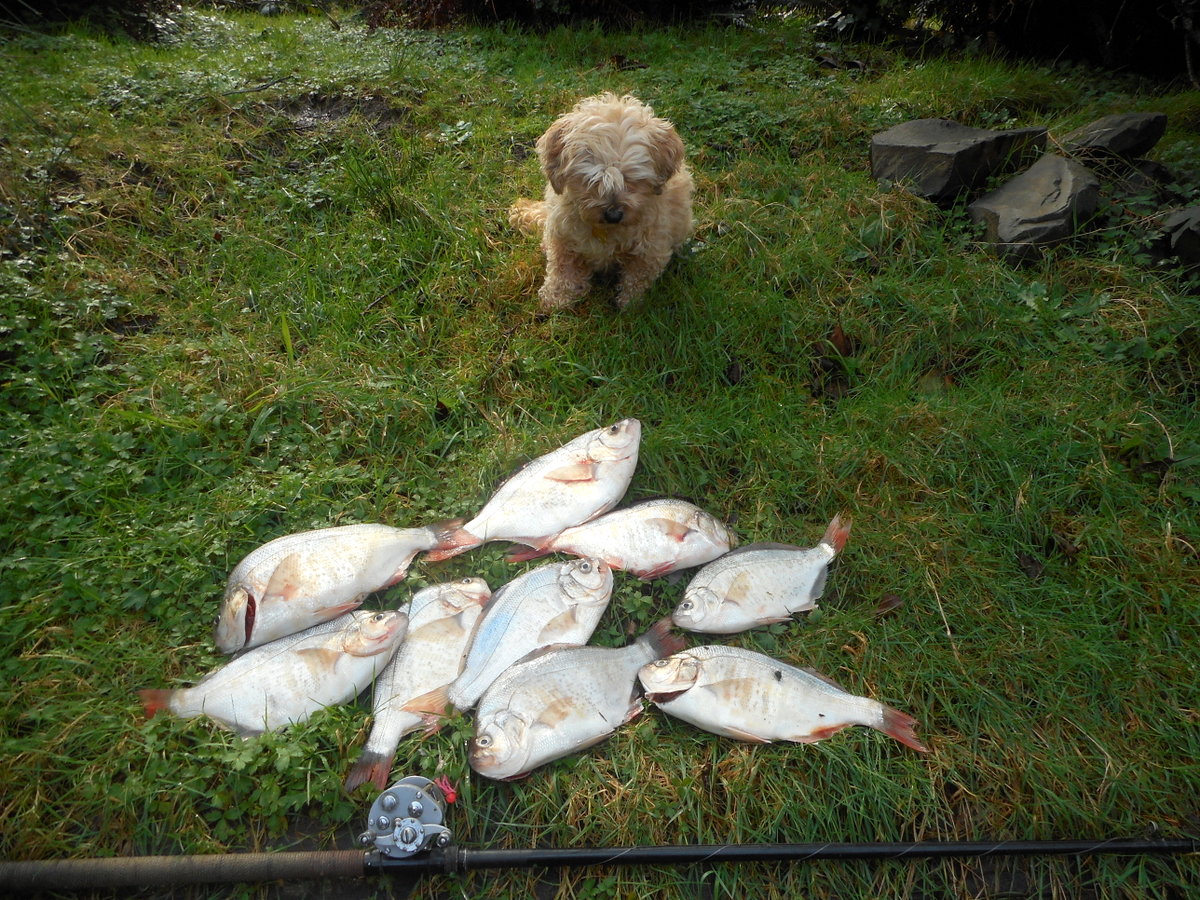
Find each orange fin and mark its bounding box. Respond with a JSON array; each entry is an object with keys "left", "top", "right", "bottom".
[
  {"left": 138, "top": 689, "right": 173, "bottom": 718},
  {"left": 649, "top": 518, "right": 693, "bottom": 542},
  {"left": 423, "top": 526, "right": 483, "bottom": 562},
  {"left": 635, "top": 561, "right": 677, "bottom": 580},
  {"left": 402, "top": 685, "right": 450, "bottom": 717},
  {"left": 262, "top": 553, "right": 305, "bottom": 602},
  {"left": 297, "top": 647, "right": 342, "bottom": 673},
  {"left": 795, "top": 721, "right": 852, "bottom": 743},
  {"left": 503, "top": 543, "right": 552, "bottom": 564},
  {"left": 543, "top": 462, "right": 597, "bottom": 483},
  {"left": 878, "top": 704, "right": 929, "bottom": 752},
  {"left": 821, "top": 513, "right": 852, "bottom": 554},
  {"left": 344, "top": 750, "right": 395, "bottom": 793}
]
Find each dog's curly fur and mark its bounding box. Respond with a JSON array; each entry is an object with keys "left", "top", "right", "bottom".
[{"left": 510, "top": 93, "right": 694, "bottom": 312}]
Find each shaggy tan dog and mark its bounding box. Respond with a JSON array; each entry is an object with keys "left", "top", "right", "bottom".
[{"left": 510, "top": 93, "right": 694, "bottom": 312}]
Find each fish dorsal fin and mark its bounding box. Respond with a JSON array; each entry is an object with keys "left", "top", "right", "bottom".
[
  {"left": 514, "top": 642, "right": 576, "bottom": 666},
  {"left": 722, "top": 542, "right": 805, "bottom": 557},
  {"left": 263, "top": 553, "right": 307, "bottom": 602},
  {"left": 543, "top": 461, "right": 598, "bottom": 483},
  {"left": 801, "top": 666, "right": 849, "bottom": 692}
]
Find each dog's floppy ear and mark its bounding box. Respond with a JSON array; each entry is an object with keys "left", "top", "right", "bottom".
[
  {"left": 650, "top": 121, "right": 686, "bottom": 186},
  {"left": 537, "top": 117, "right": 572, "bottom": 195}
]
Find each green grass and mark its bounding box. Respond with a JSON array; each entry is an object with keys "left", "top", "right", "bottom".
[{"left": 2, "top": 7, "right": 1199, "bottom": 899}]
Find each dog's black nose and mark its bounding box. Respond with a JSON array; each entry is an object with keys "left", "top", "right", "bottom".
[{"left": 602, "top": 207, "right": 624, "bottom": 224}]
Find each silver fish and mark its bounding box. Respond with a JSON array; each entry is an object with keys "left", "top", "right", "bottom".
[
  {"left": 470, "top": 619, "right": 687, "bottom": 780},
  {"left": 638, "top": 644, "right": 928, "bottom": 752},
  {"left": 344, "top": 577, "right": 491, "bottom": 792},
  {"left": 426, "top": 419, "right": 641, "bottom": 562},
  {"left": 446, "top": 558, "right": 613, "bottom": 710},
  {"left": 504, "top": 498, "right": 736, "bottom": 580},
  {"left": 215, "top": 521, "right": 462, "bottom": 654},
  {"left": 141, "top": 609, "right": 408, "bottom": 738},
  {"left": 672, "top": 514, "right": 851, "bottom": 634}
]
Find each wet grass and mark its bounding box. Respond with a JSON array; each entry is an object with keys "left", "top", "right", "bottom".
[{"left": 1, "top": 7, "right": 1199, "bottom": 899}]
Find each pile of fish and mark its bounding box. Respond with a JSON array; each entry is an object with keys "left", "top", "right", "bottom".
[{"left": 140, "top": 418, "right": 928, "bottom": 790}]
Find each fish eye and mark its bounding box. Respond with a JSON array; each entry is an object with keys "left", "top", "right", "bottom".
[
  {"left": 653, "top": 659, "right": 669, "bottom": 668},
  {"left": 476, "top": 735, "right": 491, "bottom": 748},
  {"left": 679, "top": 600, "right": 693, "bottom": 611},
  {"left": 579, "top": 561, "right": 592, "bottom": 573},
  {"left": 372, "top": 613, "right": 386, "bottom": 622}
]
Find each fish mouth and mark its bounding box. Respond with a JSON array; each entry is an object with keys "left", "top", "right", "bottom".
[{"left": 645, "top": 690, "right": 687, "bottom": 704}]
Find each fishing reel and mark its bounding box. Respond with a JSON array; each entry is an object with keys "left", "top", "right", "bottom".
[{"left": 359, "top": 776, "right": 453, "bottom": 859}]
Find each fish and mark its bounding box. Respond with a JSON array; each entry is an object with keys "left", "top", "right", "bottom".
[
  {"left": 425, "top": 419, "right": 641, "bottom": 562},
  {"left": 671, "top": 513, "right": 851, "bottom": 634},
  {"left": 503, "top": 498, "right": 736, "bottom": 580},
  {"left": 344, "top": 577, "right": 492, "bottom": 792},
  {"left": 444, "top": 557, "right": 613, "bottom": 711},
  {"left": 637, "top": 644, "right": 928, "bottom": 752},
  {"left": 215, "top": 521, "right": 463, "bottom": 654},
  {"left": 469, "top": 618, "right": 688, "bottom": 780},
  {"left": 140, "top": 609, "right": 408, "bottom": 738}
]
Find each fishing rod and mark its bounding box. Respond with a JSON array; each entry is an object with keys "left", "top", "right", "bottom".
[{"left": 2, "top": 775, "right": 1196, "bottom": 892}]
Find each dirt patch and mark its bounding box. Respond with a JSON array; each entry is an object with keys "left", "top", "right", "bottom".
[{"left": 270, "top": 92, "right": 411, "bottom": 132}]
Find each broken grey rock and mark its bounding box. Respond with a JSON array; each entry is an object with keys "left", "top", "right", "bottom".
[
  {"left": 870, "top": 118, "right": 1047, "bottom": 203},
  {"left": 967, "top": 154, "right": 1101, "bottom": 260},
  {"left": 1153, "top": 206, "right": 1200, "bottom": 268},
  {"left": 1063, "top": 112, "right": 1167, "bottom": 159}
]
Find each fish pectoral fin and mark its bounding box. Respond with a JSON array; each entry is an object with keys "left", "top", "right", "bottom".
[
  {"left": 315, "top": 599, "right": 363, "bottom": 618},
  {"left": 296, "top": 647, "right": 342, "bottom": 674},
  {"left": 402, "top": 686, "right": 451, "bottom": 717},
  {"left": 622, "top": 697, "right": 645, "bottom": 724},
  {"left": 536, "top": 609, "right": 580, "bottom": 643},
  {"left": 533, "top": 696, "right": 580, "bottom": 728},
  {"left": 647, "top": 518, "right": 694, "bottom": 542},
  {"left": 543, "top": 461, "right": 598, "bottom": 483},
  {"left": 262, "top": 553, "right": 307, "bottom": 602}
]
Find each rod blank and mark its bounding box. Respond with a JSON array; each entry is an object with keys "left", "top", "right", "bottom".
[{"left": 3, "top": 838, "right": 1195, "bottom": 892}]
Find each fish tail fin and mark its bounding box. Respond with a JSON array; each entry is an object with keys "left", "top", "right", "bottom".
[
  {"left": 503, "top": 543, "right": 551, "bottom": 564},
  {"left": 344, "top": 750, "right": 394, "bottom": 793},
  {"left": 138, "top": 689, "right": 173, "bottom": 718},
  {"left": 424, "top": 523, "right": 483, "bottom": 562},
  {"left": 821, "top": 513, "right": 852, "bottom": 555},
  {"left": 878, "top": 705, "right": 929, "bottom": 753},
  {"left": 639, "top": 617, "right": 688, "bottom": 659}
]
